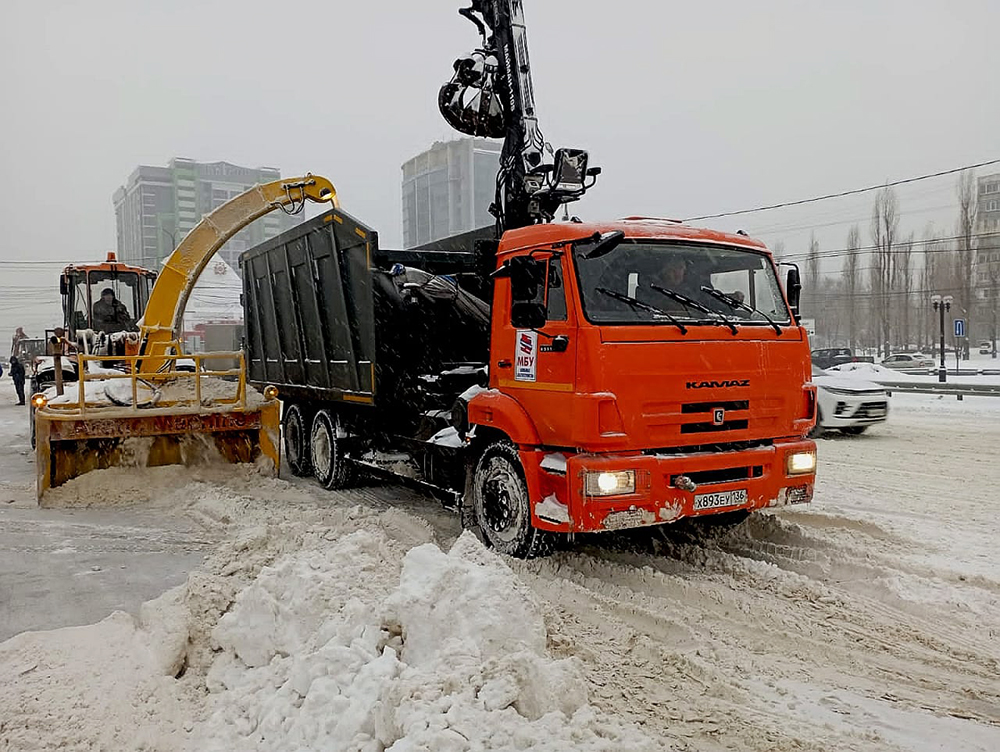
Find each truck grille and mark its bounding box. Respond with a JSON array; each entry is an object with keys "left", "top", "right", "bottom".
[
  {"left": 670, "top": 465, "right": 763, "bottom": 487},
  {"left": 681, "top": 419, "right": 749, "bottom": 434},
  {"left": 677, "top": 399, "right": 750, "bottom": 434},
  {"left": 681, "top": 400, "right": 749, "bottom": 414}
]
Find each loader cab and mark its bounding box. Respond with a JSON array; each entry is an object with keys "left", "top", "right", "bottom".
[{"left": 59, "top": 253, "right": 157, "bottom": 338}]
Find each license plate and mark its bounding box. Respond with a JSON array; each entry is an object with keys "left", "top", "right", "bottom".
[{"left": 693, "top": 488, "right": 748, "bottom": 511}]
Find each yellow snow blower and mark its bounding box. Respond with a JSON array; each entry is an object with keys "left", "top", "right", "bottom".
[{"left": 33, "top": 175, "right": 338, "bottom": 499}]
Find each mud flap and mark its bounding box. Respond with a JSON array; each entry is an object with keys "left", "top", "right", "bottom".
[{"left": 36, "top": 402, "right": 280, "bottom": 500}]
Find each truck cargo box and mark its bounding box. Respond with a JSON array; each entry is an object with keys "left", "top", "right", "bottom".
[{"left": 242, "top": 209, "right": 491, "bottom": 430}]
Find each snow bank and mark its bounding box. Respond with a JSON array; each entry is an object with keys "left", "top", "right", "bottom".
[
  {"left": 198, "top": 531, "right": 655, "bottom": 751},
  {"left": 0, "top": 592, "right": 196, "bottom": 752}
]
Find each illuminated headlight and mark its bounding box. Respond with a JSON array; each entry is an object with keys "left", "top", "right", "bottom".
[
  {"left": 30, "top": 393, "right": 48, "bottom": 409},
  {"left": 263, "top": 385, "right": 279, "bottom": 401},
  {"left": 786, "top": 451, "right": 816, "bottom": 475},
  {"left": 584, "top": 470, "right": 636, "bottom": 496}
]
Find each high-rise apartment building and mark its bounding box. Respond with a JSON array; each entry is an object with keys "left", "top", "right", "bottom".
[
  {"left": 975, "top": 173, "right": 1000, "bottom": 299},
  {"left": 401, "top": 138, "right": 501, "bottom": 249},
  {"left": 113, "top": 158, "right": 300, "bottom": 274}
]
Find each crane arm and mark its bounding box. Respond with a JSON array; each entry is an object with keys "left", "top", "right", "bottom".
[
  {"left": 138, "top": 175, "right": 337, "bottom": 371},
  {"left": 439, "top": 1, "right": 599, "bottom": 233}
]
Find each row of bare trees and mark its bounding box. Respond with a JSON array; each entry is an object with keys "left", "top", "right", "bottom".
[{"left": 793, "top": 170, "right": 998, "bottom": 358}]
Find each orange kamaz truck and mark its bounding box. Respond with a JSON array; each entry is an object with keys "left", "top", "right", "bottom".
[{"left": 241, "top": 0, "right": 816, "bottom": 556}]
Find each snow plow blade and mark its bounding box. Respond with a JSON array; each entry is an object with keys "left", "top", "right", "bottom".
[{"left": 33, "top": 352, "right": 280, "bottom": 501}]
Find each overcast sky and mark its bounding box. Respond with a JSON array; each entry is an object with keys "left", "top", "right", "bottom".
[{"left": 1, "top": 0, "right": 998, "bottom": 333}]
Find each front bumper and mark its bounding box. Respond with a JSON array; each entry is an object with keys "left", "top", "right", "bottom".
[
  {"left": 820, "top": 395, "right": 888, "bottom": 428},
  {"left": 522, "top": 439, "right": 815, "bottom": 534}
]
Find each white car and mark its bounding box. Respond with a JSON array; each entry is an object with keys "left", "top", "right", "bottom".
[
  {"left": 811, "top": 366, "right": 889, "bottom": 435},
  {"left": 880, "top": 353, "right": 934, "bottom": 371}
]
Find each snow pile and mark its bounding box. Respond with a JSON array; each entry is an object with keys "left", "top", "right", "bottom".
[
  {"left": 47, "top": 375, "right": 264, "bottom": 409},
  {"left": 0, "top": 592, "right": 196, "bottom": 752},
  {"left": 198, "top": 530, "right": 655, "bottom": 751}
]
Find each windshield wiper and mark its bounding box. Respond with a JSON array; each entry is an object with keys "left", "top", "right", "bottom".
[
  {"left": 595, "top": 287, "right": 688, "bottom": 334},
  {"left": 700, "top": 286, "right": 782, "bottom": 335},
  {"left": 649, "top": 284, "right": 738, "bottom": 335}
]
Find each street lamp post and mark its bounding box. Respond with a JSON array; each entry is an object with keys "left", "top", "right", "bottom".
[{"left": 930, "top": 294, "right": 952, "bottom": 383}]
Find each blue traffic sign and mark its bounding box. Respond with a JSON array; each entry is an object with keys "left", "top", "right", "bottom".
[{"left": 954, "top": 318, "right": 966, "bottom": 338}]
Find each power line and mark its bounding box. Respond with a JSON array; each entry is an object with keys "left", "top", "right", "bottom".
[
  {"left": 778, "top": 230, "right": 1000, "bottom": 263},
  {"left": 684, "top": 158, "right": 1000, "bottom": 222}
]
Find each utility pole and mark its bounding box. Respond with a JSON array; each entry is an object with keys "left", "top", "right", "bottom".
[{"left": 930, "top": 294, "right": 952, "bottom": 383}]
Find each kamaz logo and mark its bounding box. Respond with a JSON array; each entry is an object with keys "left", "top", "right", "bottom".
[{"left": 686, "top": 379, "right": 749, "bottom": 389}]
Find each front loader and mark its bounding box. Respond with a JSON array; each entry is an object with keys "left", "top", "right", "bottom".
[{"left": 33, "top": 175, "right": 338, "bottom": 499}]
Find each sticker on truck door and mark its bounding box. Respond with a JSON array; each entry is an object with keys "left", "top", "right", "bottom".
[{"left": 515, "top": 330, "right": 537, "bottom": 382}]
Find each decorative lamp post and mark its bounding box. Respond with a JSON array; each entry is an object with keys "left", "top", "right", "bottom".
[{"left": 930, "top": 294, "right": 952, "bottom": 383}]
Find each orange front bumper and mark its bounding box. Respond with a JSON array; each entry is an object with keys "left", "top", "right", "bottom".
[{"left": 522, "top": 439, "right": 816, "bottom": 534}]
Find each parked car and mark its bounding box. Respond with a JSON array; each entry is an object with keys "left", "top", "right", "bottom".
[
  {"left": 979, "top": 341, "right": 992, "bottom": 355},
  {"left": 810, "top": 348, "right": 874, "bottom": 370},
  {"left": 880, "top": 353, "right": 935, "bottom": 371},
  {"left": 811, "top": 366, "right": 889, "bottom": 435}
]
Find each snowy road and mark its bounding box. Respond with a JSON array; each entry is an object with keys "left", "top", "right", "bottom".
[{"left": 0, "top": 383, "right": 998, "bottom": 750}]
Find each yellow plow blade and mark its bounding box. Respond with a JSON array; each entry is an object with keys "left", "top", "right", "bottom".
[{"left": 33, "top": 351, "right": 280, "bottom": 501}]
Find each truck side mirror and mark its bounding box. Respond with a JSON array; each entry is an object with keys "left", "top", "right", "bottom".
[
  {"left": 507, "top": 256, "right": 546, "bottom": 301},
  {"left": 785, "top": 267, "right": 802, "bottom": 322},
  {"left": 511, "top": 301, "right": 547, "bottom": 329}
]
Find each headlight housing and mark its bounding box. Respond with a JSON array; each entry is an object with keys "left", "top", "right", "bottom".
[
  {"left": 30, "top": 393, "right": 48, "bottom": 409},
  {"left": 263, "top": 385, "right": 279, "bottom": 401},
  {"left": 786, "top": 451, "right": 816, "bottom": 475},
  {"left": 584, "top": 470, "right": 636, "bottom": 496}
]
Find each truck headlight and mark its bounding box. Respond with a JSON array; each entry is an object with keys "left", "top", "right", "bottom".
[
  {"left": 584, "top": 470, "right": 636, "bottom": 496},
  {"left": 30, "top": 393, "right": 48, "bottom": 409},
  {"left": 263, "top": 385, "right": 279, "bottom": 401},
  {"left": 786, "top": 451, "right": 816, "bottom": 475}
]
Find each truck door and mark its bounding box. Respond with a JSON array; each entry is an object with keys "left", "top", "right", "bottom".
[{"left": 492, "top": 253, "right": 577, "bottom": 444}]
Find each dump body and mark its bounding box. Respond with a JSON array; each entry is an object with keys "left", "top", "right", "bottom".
[{"left": 244, "top": 212, "right": 817, "bottom": 542}]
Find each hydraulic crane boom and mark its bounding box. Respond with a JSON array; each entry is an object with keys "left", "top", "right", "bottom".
[{"left": 439, "top": 0, "right": 600, "bottom": 234}]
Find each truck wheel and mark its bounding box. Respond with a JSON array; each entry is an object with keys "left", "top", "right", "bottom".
[
  {"left": 310, "top": 410, "right": 352, "bottom": 490},
  {"left": 283, "top": 403, "right": 312, "bottom": 477},
  {"left": 471, "top": 442, "right": 551, "bottom": 559}
]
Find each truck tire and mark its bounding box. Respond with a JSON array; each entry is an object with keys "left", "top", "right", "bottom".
[
  {"left": 283, "top": 403, "right": 312, "bottom": 477},
  {"left": 471, "top": 441, "right": 551, "bottom": 559},
  {"left": 310, "top": 410, "right": 352, "bottom": 490}
]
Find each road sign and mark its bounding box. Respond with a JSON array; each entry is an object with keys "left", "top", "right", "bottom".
[{"left": 954, "top": 318, "right": 966, "bottom": 338}]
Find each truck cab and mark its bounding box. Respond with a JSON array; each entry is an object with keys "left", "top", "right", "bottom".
[{"left": 464, "top": 219, "right": 816, "bottom": 552}]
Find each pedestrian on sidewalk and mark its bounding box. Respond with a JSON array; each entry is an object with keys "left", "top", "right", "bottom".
[{"left": 9, "top": 356, "right": 25, "bottom": 405}]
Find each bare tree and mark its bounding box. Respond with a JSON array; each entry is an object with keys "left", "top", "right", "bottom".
[
  {"left": 897, "top": 233, "right": 914, "bottom": 350},
  {"left": 805, "top": 233, "right": 820, "bottom": 322},
  {"left": 842, "top": 225, "right": 861, "bottom": 350},
  {"left": 955, "top": 170, "right": 978, "bottom": 359},
  {"left": 870, "top": 186, "right": 899, "bottom": 358}
]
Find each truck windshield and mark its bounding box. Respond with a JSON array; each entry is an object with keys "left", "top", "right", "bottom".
[{"left": 573, "top": 240, "right": 790, "bottom": 327}]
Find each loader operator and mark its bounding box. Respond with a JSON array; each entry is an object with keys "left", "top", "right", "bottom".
[{"left": 92, "top": 288, "right": 134, "bottom": 335}]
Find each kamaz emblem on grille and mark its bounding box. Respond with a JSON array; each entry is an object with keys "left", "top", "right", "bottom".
[
  {"left": 713, "top": 408, "right": 725, "bottom": 425},
  {"left": 686, "top": 379, "right": 749, "bottom": 389}
]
